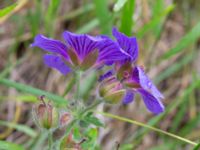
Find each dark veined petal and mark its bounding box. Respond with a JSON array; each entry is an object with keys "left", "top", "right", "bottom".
[
  {"left": 137, "top": 89, "right": 164, "bottom": 114},
  {"left": 31, "top": 34, "right": 69, "bottom": 59},
  {"left": 112, "top": 27, "right": 138, "bottom": 62},
  {"left": 43, "top": 54, "right": 71, "bottom": 75},
  {"left": 122, "top": 90, "right": 134, "bottom": 104},
  {"left": 132, "top": 66, "right": 164, "bottom": 99},
  {"left": 63, "top": 31, "right": 131, "bottom": 64},
  {"left": 62, "top": 31, "right": 102, "bottom": 61},
  {"left": 97, "top": 37, "right": 131, "bottom": 62}
]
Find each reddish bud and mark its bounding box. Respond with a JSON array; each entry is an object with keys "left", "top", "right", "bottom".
[
  {"left": 98, "top": 76, "right": 125, "bottom": 104},
  {"left": 60, "top": 112, "right": 71, "bottom": 126},
  {"left": 34, "top": 96, "right": 59, "bottom": 129}
]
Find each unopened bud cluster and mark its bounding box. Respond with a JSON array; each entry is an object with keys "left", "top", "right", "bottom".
[{"left": 33, "top": 96, "right": 71, "bottom": 130}]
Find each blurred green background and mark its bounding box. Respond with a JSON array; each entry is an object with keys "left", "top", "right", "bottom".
[{"left": 0, "top": 0, "right": 200, "bottom": 149}]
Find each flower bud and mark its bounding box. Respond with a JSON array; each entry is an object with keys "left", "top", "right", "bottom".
[
  {"left": 60, "top": 133, "right": 83, "bottom": 150},
  {"left": 60, "top": 112, "right": 71, "bottom": 127},
  {"left": 34, "top": 96, "right": 59, "bottom": 129},
  {"left": 98, "top": 76, "right": 126, "bottom": 104}
]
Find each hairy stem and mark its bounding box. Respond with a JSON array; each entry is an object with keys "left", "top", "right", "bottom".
[
  {"left": 48, "top": 131, "right": 53, "bottom": 150},
  {"left": 98, "top": 111, "right": 198, "bottom": 146},
  {"left": 75, "top": 71, "right": 82, "bottom": 101}
]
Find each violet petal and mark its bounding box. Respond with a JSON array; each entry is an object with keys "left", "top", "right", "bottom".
[
  {"left": 43, "top": 54, "right": 71, "bottom": 75},
  {"left": 132, "top": 66, "right": 164, "bottom": 99},
  {"left": 137, "top": 89, "right": 164, "bottom": 114},
  {"left": 112, "top": 27, "right": 138, "bottom": 62},
  {"left": 31, "top": 34, "right": 69, "bottom": 59},
  {"left": 122, "top": 90, "right": 134, "bottom": 104},
  {"left": 62, "top": 31, "right": 101, "bottom": 60},
  {"left": 97, "top": 38, "right": 131, "bottom": 62}
]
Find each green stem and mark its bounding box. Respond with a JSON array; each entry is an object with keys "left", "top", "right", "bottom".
[
  {"left": 75, "top": 71, "right": 82, "bottom": 101},
  {"left": 48, "top": 131, "right": 53, "bottom": 150},
  {"left": 98, "top": 111, "right": 198, "bottom": 146},
  {"left": 62, "top": 76, "right": 76, "bottom": 97},
  {"left": 82, "top": 99, "right": 103, "bottom": 114}
]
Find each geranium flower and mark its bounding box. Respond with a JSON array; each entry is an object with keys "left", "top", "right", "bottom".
[
  {"left": 112, "top": 28, "right": 164, "bottom": 114},
  {"left": 31, "top": 31, "right": 130, "bottom": 75},
  {"left": 122, "top": 66, "right": 164, "bottom": 114},
  {"left": 112, "top": 27, "right": 138, "bottom": 64}
]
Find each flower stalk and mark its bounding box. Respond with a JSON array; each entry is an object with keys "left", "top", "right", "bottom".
[
  {"left": 98, "top": 111, "right": 198, "bottom": 146},
  {"left": 75, "top": 70, "right": 82, "bottom": 102}
]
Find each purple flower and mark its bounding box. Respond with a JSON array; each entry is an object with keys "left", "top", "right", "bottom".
[
  {"left": 31, "top": 31, "right": 130, "bottom": 75},
  {"left": 111, "top": 28, "right": 164, "bottom": 114},
  {"left": 122, "top": 66, "right": 164, "bottom": 114},
  {"left": 112, "top": 27, "right": 138, "bottom": 63}
]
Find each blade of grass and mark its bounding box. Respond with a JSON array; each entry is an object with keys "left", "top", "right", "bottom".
[
  {"left": 0, "top": 0, "right": 28, "bottom": 25},
  {"left": 0, "top": 140, "right": 24, "bottom": 150},
  {"left": 113, "top": 0, "right": 128, "bottom": 12},
  {"left": 76, "top": 19, "right": 99, "bottom": 34},
  {"left": 0, "top": 120, "right": 37, "bottom": 138},
  {"left": 155, "top": 52, "right": 194, "bottom": 84},
  {"left": 151, "top": 0, "right": 165, "bottom": 38},
  {"left": 179, "top": 114, "right": 200, "bottom": 136},
  {"left": 170, "top": 102, "right": 187, "bottom": 133},
  {"left": 60, "top": 3, "right": 94, "bottom": 21},
  {"left": 163, "top": 20, "right": 200, "bottom": 59},
  {"left": 0, "top": 3, "right": 17, "bottom": 17},
  {"left": 30, "top": 132, "right": 48, "bottom": 150},
  {"left": 26, "top": 0, "right": 42, "bottom": 36},
  {"left": 62, "top": 76, "right": 76, "bottom": 97},
  {"left": 98, "top": 111, "right": 197, "bottom": 146},
  {"left": 45, "top": 0, "right": 61, "bottom": 36},
  {"left": 0, "top": 78, "right": 67, "bottom": 105},
  {"left": 93, "top": 0, "right": 112, "bottom": 35},
  {"left": 119, "top": 0, "right": 135, "bottom": 36},
  {"left": 137, "top": 4, "right": 175, "bottom": 38}
]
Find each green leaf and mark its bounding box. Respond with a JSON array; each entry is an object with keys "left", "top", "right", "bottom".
[
  {"left": 120, "top": 0, "right": 135, "bottom": 36},
  {"left": 179, "top": 114, "right": 200, "bottom": 136},
  {"left": 193, "top": 143, "right": 200, "bottom": 150},
  {"left": 155, "top": 53, "right": 194, "bottom": 84},
  {"left": 0, "top": 78, "right": 67, "bottom": 106},
  {"left": 93, "top": 0, "right": 112, "bottom": 35},
  {"left": 46, "top": 0, "right": 60, "bottom": 18},
  {"left": 16, "top": 94, "right": 38, "bottom": 102},
  {"left": 79, "top": 120, "right": 90, "bottom": 128},
  {"left": 84, "top": 113, "right": 104, "bottom": 127},
  {"left": 45, "top": 0, "right": 61, "bottom": 35},
  {"left": 137, "top": 4, "right": 175, "bottom": 38},
  {"left": 73, "top": 126, "right": 82, "bottom": 141},
  {"left": 82, "top": 128, "right": 98, "bottom": 149},
  {"left": 151, "top": 0, "right": 165, "bottom": 38},
  {"left": 163, "top": 20, "right": 200, "bottom": 59},
  {"left": 113, "top": 0, "right": 128, "bottom": 12},
  {"left": 0, "top": 120, "right": 37, "bottom": 138},
  {"left": 170, "top": 102, "right": 187, "bottom": 133},
  {"left": 0, "top": 3, "right": 17, "bottom": 17},
  {"left": 0, "top": 140, "right": 24, "bottom": 150}
]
